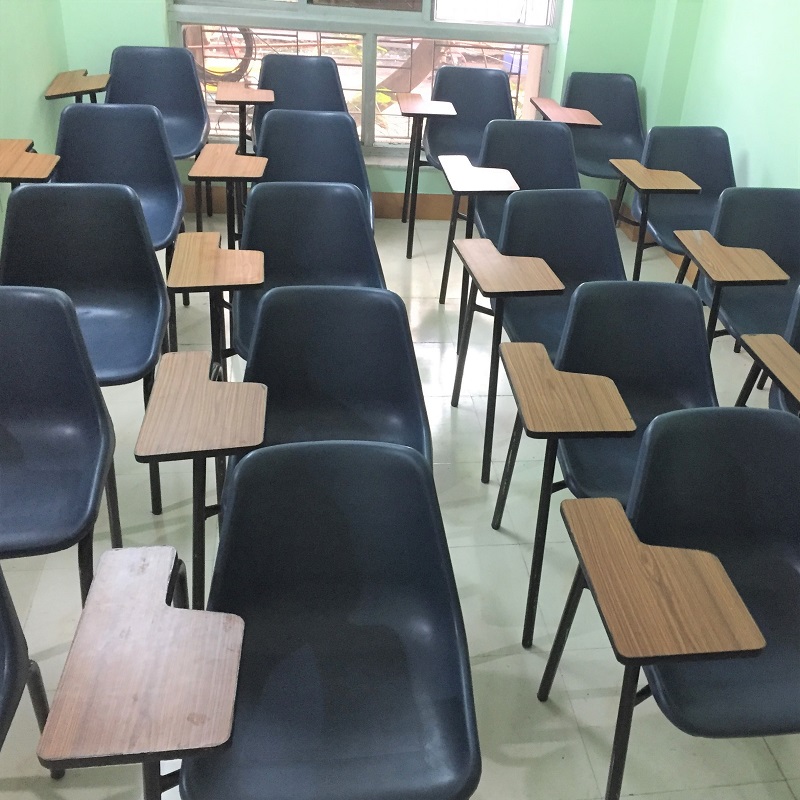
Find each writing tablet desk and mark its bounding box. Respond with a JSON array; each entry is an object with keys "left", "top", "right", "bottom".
[
  {"left": 45, "top": 69, "right": 110, "bottom": 103},
  {"left": 498, "top": 342, "right": 635, "bottom": 647},
  {"left": 38, "top": 546, "right": 243, "bottom": 800},
  {"left": 736, "top": 334, "right": 800, "bottom": 408},
  {"left": 189, "top": 144, "right": 267, "bottom": 248},
  {"left": 530, "top": 97, "right": 602, "bottom": 127},
  {"left": 548, "top": 497, "right": 764, "bottom": 800},
  {"left": 675, "top": 229, "right": 788, "bottom": 346},
  {"left": 610, "top": 159, "right": 700, "bottom": 281},
  {"left": 167, "top": 232, "right": 264, "bottom": 378},
  {"left": 397, "top": 93, "right": 456, "bottom": 259},
  {"left": 438, "top": 154, "right": 519, "bottom": 321},
  {"left": 135, "top": 353, "right": 267, "bottom": 609},
  {"left": 0, "top": 139, "right": 59, "bottom": 189},
  {"left": 450, "top": 240, "right": 564, "bottom": 486},
  {"left": 214, "top": 83, "right": 276, "bottom": 156}
]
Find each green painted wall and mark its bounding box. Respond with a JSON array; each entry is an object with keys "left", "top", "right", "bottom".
[
  {"left": 59, "top": 0, "right": 168, "bottom": 73},
  {"left": 0, "top": 0, "right": 69, "bottom": 222},
  {"left": 680, "top": 0, "right": 800, "bottom": 188}
]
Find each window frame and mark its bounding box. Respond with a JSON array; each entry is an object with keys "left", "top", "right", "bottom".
[{"left": 169, "top": 0, "right": 561, "bottom": 149}]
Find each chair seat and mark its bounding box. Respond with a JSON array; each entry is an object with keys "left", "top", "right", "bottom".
[
  {"left": 498, "top": 293, "right": 576, "bottom": 360},
  {"left": 181, "top": 591, "right": 478, "bottom": 800},
  {"left": 634, "top": 194, "right": 719, "bottom": 254},
  {"left": 697, "top": 278, "right": 800, "bottom": 340},
  {"left": 474, "top": 196, "right": 509, "bottom": 246},
  {"left": 424, "top": 129, "right": 484, "bottom": 171},
  {"left": 162, "top": 117, "right": 208, "bottom": 160},
  {"left": 0, "top": 432, "right": 103, "bottom": 556},
  {"left": 645, "top": 547, "right": 800, "bottom": 738},
  {"left": 74, "top": 295, "right": 162, "bottom": 385},
  {"left": 572, "top": 131, "right": 643, "bottom": 180}
]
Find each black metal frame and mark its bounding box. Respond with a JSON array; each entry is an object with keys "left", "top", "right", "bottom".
[
  {"left": 402, "top": 114, "right": 431, "bottom": 260},
  {"left": 26, "top": 659, "right": 65, "bottom": 780}
]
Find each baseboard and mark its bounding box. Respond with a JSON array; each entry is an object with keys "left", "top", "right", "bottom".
[{"left": 183, "top": 185, "right": 455, "bottom": 220}]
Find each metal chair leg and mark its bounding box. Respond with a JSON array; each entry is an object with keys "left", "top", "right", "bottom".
[
  {"left": 206, "top": 179, "right": 214, "bottom": 217},
  {"left": 105, "top": 461, "right": 123, "bottom": 548},
  {"left": 604, "top": 664, "right": 641, "bottom": 800},
  {"left": 674, "top": 254, "right": 691, "bottom": 284},
  {"left": 172, "top": 559, "right": 190, "bottom": 609},
  {"left": 439, "top": 193, "right": 461, "bottom": 305},
  {"left": 492, "top": 413, "right": 523, "bottom": 530},
  {"left": 27, "top": 660, "right": 65, "bottom": 779},
  {"left": 77, "top": 529, "right": 94, "bottom": 606},
  {"left": 538, "top": 567, "right": 586, "bottom": 700},
  {"left": 144, "top": 372, "right": 163, "bottom": 515},
  {"left": 451, "top": 279, "right": 478, "bottom": 408},
  {"left": 735, "top": 362, "right": 761, "bottom": 407},
  {"left": 757, "top": 369, "right": 769, "bottom": 390}
]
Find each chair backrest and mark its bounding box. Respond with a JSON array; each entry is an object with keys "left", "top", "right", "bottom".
[
  {"left": 206, "top": 441, "right": 480, "bottom": 795},
  {"left": 0, "top": 566, "right": 28, "bottom": 748},
  {"left": 640, "top": 126, "right": 735, "bottom": 200},
  {"left": 53, "top": 104, "right": 184, "bottom": 249},
  {"left": 0, "top": 285, "right": 113, "bottom": 455},
  {"left": 563, "top": 72, "right": 644, "bottom": 140},
  {"left": 245, "top": 286, "right": 431, "bottom": 461},
  {"left": 0, "top": 184, "right": 168, "bottom": 383},
  {"left": 712, "top": 187, "right": 800, "bottom": 280},
  {"left": 628, "top": 407, "right": 800, "bottom": 559},
  {"left": 231, "top": 182, "right": 385, "bottom": 360},
  {"left": 255, "top": 109, "right": 372, "bottom": 224},
  {"left": 105, "top": 45, "right": 209, "bottom": 159},
  {"left": 556, "top": 282, "right": 718, "bottom": 413},
  {"left": 478, "top": 120, "right": 580, "bottom": 189},
  {"left": 252, "top": 53, "right": 347, "bottom": 140},
  {"left": 424, "top": 66, "right": 515, "bottom": 164},
  {"left": 498, "top": 189, "right": 626, "bottom": 287}
]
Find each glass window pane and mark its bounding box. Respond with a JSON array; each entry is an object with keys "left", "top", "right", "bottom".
[
  {"left": 435, "top": 0, "right": 552, "bottom": 26},
  {"left": 374, "top": 36, "right": 545, "bottom": 144},
  {"left": 311, "top": 0, "right": 421, "bottom": 9},
  {"left": 184, "top": 25, "right": 364, "bottom": 139}
]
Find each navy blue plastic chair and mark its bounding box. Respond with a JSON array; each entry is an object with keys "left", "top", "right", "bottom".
[
  {"left": 494, "top": 282, "right": 717, "bottom": 647},
  {"left": 53, "top": 104, "right": 184, "bottom": 252},
  {"left": 0, "top": 287, "right": 115, "bottom": 604},
  {"left": 631, "top": 126, "right": 735, "bottom": 280},
  {"left": 473, "top": 120, "right": 580, "bottom": 247},
  {"left": 423, "top": 66, "right": 514, "bottom": 169},
  {"left": 696, "top": 188, "right": 800, "bottom": 347},
  {"left": 231, "top": 182, "right": 385, "bottom": 361},
  {"left": 180, "top": 441, "right": 481, "bottom": 800},
  {"left": 255, "top": 109, "right": 373, "bottom": 225},
  {"left": 1, "top": 183, "right": 168, "bottom": 533},
  {"left": 106, "top": 45, "right": 209, "bottom": 161},
  {"left": 540, "top": 407, "right": 800, "bottom": 798},
  {"left": 0, "top": 565, "right": 61, "bottom": 777},
  {"left": 562, "top": 72, "right": 644, "bottom": 216},
  {"left": 251, "top": 53, "right": 347, "bottom": 146},
  {"left": 238, "top": 286, "right": 431, "bottom": 464}
]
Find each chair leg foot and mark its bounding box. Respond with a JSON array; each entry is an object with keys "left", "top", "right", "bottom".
[{"left": 604, "top": 664, "right": 640, "bottom": 800}]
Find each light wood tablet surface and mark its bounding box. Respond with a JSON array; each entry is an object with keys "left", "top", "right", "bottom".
[
  {"left": 135, "top": 352, "right": 266, "bottom": 461},
  {"left": 439, "top": 154, "right": 519, "bottom": 194},
  {"left": 501, "top": 342, "right": 635, "bottom": 438},
  {"left": 530, "top": 97, "right": 601, "bottom": 127},
  {"left": 38, "top": 547, "right": 243, "bottom": 767},
  {"left": 45, "top": 69, "right": 110, "bottom": 99},
  {"left": 675, "top": 229, "right": 788, "bottom": 285},
  {"left": 0, "top": 139, "right": 59, "bottom": 182},
  {"left": 610, "top": 158, "right": 701, "bottom": 193},
  {"left": 454, "top": 239, "right": 564, "bottom": 297},
  {"left": 167, "top": 232, "right": 264, "bottom": 291},
  {"left": 741, "top": 334, "right": 800, "bottom": 405},
  {"left": 562, "top": 497, "right": 765, "bottom": 663},
  {"left": 397, "top": 93, "right": 456, "bottom": 117},
  {"left": 215, "top": 83, "right": 275, "bottom": 105},
  {"left": 189, "top": 143, "right": 267, "bottom": 181}
]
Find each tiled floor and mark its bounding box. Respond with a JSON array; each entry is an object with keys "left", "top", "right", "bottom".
[{"left": 2, "top": 212, "right": 797, "bottom": 800}]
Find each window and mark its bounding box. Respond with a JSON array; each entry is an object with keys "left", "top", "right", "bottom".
[{"left": 173, "top": 1, "right": 558, "bottom": 148}]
